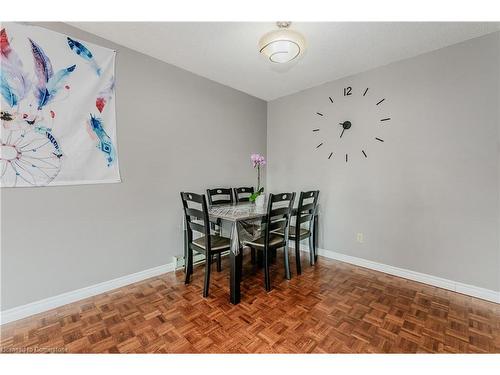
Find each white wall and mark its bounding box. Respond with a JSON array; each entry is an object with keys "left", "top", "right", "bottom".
[
  {"left": 268, "top": 32, "right": 500, "bottom": 292},
  {"left": 1, "top": 22, "right": 267, "bottom": 310}
]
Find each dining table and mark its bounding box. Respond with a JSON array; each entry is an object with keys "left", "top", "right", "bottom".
[{"left": 185, "top": 202, "right": 318, "bottom": 304}]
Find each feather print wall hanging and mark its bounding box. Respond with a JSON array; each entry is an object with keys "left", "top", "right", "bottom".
[
  {"left": 0, "top": 23, "right": 120, "bottom": 187},
  {"left": 30, "top": 38, "right": 76, "bottom": 109},
  {"left": 67, "top": 37, "right": 101, "bottom": 76}
]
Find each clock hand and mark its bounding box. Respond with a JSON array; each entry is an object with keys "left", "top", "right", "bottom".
[{"left": 340, "top": 128, "right": 345, "bottom": 138}]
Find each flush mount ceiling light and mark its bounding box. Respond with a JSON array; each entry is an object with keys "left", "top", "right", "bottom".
[{"left": 258, "top": 21, "right": 306, "bottom": 64}]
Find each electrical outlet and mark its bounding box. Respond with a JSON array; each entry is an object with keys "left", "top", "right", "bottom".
[{"left": 356, "top": 233, "right": 364, "bottom": 243}]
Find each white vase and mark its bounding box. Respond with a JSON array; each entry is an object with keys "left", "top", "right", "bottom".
[{"left": 255, "top": 194, "right": 265, "bottom": 208}]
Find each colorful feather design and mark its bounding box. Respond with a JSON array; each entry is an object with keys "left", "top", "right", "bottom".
[
  {"left": 0, "top": 28, "right": 9, "bottom": 57},
  {"left": 33, "top": 125, "right": 63, "bottom": 158},
  {"left": 89, "top": 114, "right": 115, "bottom": 166},
  {"left": 0, "top": 28, "right": 20, "bottom": 62},
  {"left": 95, "top": 77, "right": 115, "bottom": 113},
  {"left": 67, "top": 37, "right": 101, "bottom": 76},
  {"left": 29, "top": 38, "right": 76, "bottom": 109},
  {"left": 45, "top": 64, "right": 76, "bottom": 100},
  {"left": 30, "top": 38, "right": 53, "bottom": 87},
  {"left": 1, "top": 28, "right": 31, "bottom": 101},
  {"left": 30, "top": 38, "right": 53, "bottom": 108},
  {"left": 1, "top": 73, "right": 18, "bottom": 107}
]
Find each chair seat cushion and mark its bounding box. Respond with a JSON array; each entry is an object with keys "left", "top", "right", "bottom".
[
  {"left": 244, "top": 234, "right": 285, "bottom": 249},
  {"left": 273, "top": 226, "right": 310, "bottom": 239},
  {"left": 192, "top": 235, "right": 231, "bottom": 252}
]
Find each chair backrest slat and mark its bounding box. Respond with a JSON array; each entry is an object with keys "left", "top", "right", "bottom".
[
  {"left": 271, "top": 192, "right": 295, "bottom": 203},
  {"left": 268, "top": 219, "right": 287, "bottom": 232},
  {"left": 234, "top": 187, "right": 255, "bottom": 203},
  {"left": 186, "top": 207, "right": 204, "bottom": 220},
  {"left": 270, "top": 206, "right": 289, "bottom": 218},
  {"left": 181, "top": 191, "right": 204, "bottom": 204},
  {"left": 299, "top": 203, "right": 315, "bottom": 213},
  {"left": 298, "top": 214, "right": 314, "bottom": 224},
  {"left": 207, "top": 188, "right": 234, "bottom": 206},
  {"left": 188, "top": 221, "right": 206, "bottom": 233}
]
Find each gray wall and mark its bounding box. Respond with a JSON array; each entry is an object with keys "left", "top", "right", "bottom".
[
  {"left": 498, "top": 39, "right": 500, "bottom": 294},
  {"left": 268, "top": 32, "right": 500, "bottom": 291},
  {"left": 2, "top": 24, "right": 499, "bottom": 312},
  {"left": 1, "top": 22, "right": 267, "bottom": 310}
]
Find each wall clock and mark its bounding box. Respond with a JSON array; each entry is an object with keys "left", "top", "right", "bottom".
[{"left": 312, "top": 86, "right": 391, "bottom": 163}]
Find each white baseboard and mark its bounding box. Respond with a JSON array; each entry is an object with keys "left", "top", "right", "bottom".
[
  {"left": 309, "top": 247, "right": 500, "bottom": 304},
  {"left": 0, "top": 262, "right": 176, "bottom": 325},
  {"left": 2, "top": 247, "right": 498, "bottom": 325}
]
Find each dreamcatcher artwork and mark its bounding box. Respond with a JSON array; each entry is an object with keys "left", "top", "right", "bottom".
[{"left": 0, "top": 22, "right": 120, "bottom": 187}]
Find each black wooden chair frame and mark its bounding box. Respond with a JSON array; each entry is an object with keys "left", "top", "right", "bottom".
[
  {"left": 206, "top": 188, "right": 234, "bottom": 206},
  {"left": 181, "top": 192, "right": 230, "bottom": 297},
  {"left": 292, "top": 190, "right": 320, "bottom": 275},
  {"left": 246, "top": 192, "right": 295, "bottom": 291},
  {"left": 206, "top": 187, "right": 234, "bottom": 270},
  {"left": 233, "top": 186, "right": 255, "bottom": 203}
]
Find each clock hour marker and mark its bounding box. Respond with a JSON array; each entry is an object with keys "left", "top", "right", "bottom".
[
  {"left": 329, "top": 96, "right": 333, "bottom": 103},
  {"left": 328, "top": 152, "right": 333, "bottom": 159},
  {"left": 363, "top": 88, "right": 369, "bottom": 96},
  {"left": 380, "top": 117, "right": 391, "bottom": 122},
  {"left": 375, "top": 137, "right": 384, "bottom": 142},
  {"left": 316, "top": 143, "right": 323, "bottom": 148},
  {"left": 362, "top": 150, "right": 367, "bottom": 158},
  {"left": 346, "top": 154, "right": 348, "bottom": 162},
  {"left": 316, "top": 112, "right": 324, "bottom": 116},
  {"left": 376, "top": 98, "right": 385, "bottom": 106},
  {"left": 312, "top": 128, "right": 320, "bottom": 132}
]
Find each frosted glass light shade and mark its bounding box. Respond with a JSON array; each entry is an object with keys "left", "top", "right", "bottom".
[{"left": 258, "top": 28, "right": 306, "bottom": 64}]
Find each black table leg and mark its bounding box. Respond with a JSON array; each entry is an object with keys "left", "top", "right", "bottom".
[
  {"left": 229, "top": 222, "right": 241, "bottom": 304},
  {"left": 183, "top": 221, "right": 188, "bottom": 274},
  {"left": 237, "top": 247, "right": 243, "bottom": 281},
  {"left": 313, "top": 214, "right": 318, "bottom": 262},
  {"left": 230, "top": 249, "right": 241, "bottom": 304}
]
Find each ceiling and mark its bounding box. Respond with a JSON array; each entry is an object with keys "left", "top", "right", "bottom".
[{"left": 68, "top": 22, "right": 500, "bottom": 101}]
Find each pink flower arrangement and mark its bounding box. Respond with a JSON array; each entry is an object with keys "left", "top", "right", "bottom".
[
  {"left": 251, "top": 153, "right": 266, "bottom": 168},
  {"left": 250, "top": 153, "right": 266, "bottom": 202}
]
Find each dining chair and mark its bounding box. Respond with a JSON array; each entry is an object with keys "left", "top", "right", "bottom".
[
  {"left": 206, "top": 188, "right": 234, "bottom": 206},
  {"left": 180, "top": 192, "right": 231, "bottom": 297},
  {"left": 275, "top": 190, "right": 319, "bottom": 275},
  {"left": 205, "top": 188, "right": 234, "bottom": 270},
  {"left": 244, "top": 192, "right": 295, "bottom": 291},
  {"left": 233, "top": 187, "right": 255, "bottom": 203}
]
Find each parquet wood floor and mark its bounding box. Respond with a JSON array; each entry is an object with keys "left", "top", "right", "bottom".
[{"left": 1, "top": 252, "right": 499, "bottom": 353}]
